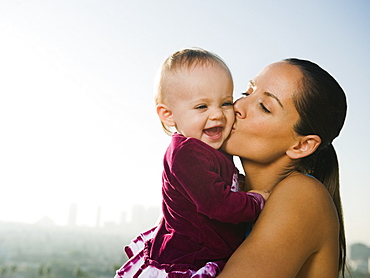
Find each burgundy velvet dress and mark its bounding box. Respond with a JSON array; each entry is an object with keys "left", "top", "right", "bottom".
[{"left": 115, "top": 133, "right": 264, "bottom": 278}]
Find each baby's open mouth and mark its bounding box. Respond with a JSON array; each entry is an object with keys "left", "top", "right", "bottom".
[{"left": 204, "top": 126, "right": 223, "bottom": 139}]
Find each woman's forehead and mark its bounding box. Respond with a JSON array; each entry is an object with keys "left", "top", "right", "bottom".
[{"left": 254, "top": 62, "right": 302, "bottom": 97}]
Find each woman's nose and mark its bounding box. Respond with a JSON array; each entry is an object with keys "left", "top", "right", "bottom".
[{"left": 234, "top": 97, "right": 246, "bottom": 118}]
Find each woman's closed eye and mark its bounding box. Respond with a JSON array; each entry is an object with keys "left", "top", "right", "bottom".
[
  {"left": 241, "top": 87, "right": 253, "bottom": 97},
  {"left": 260, "top": 103, "right": 271, "bottom": 113},
  {"left": 241, "top": 91, "right": 271, "bottom": 113}
]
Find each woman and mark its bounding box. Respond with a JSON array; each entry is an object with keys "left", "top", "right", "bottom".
[{"left": 219, "top": 58, "right": 347, "bottom": 277}]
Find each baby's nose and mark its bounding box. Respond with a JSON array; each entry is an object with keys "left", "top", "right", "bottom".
[{"left": 209, "top": 108, "right": 224, "bottom": 120}]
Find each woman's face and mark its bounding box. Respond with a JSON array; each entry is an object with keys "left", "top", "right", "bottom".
[{"left": 223, "top": 61, "right": 302, "bottom": 164}]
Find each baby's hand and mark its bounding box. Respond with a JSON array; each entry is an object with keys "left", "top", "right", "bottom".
[{"left": 248, "top": 189, "right": 271, "bottom": 201}]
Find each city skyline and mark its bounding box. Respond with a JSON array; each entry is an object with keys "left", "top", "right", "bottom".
[
  {"left": 3, "top": 201, "right": 369, "bottom": 248},
  {"left": 23, "top": 203, "right": 162, "bottom": 230}
]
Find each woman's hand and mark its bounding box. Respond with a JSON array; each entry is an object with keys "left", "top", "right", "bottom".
[{"left": 248, "top": 189, "right": 271, "bottom": 201}]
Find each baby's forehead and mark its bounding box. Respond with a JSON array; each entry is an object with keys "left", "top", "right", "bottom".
[
  {"left": 159, "top": 61, "right": 233, "bottom": 102},
  {"left": 169, "top": 59, "right": 226, "bottom": 74},
  {"left": 164, "top": 62, "right": 232, "bottom": 88}
]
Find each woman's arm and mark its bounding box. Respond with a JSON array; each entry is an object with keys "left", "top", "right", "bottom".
[{"left": 218, "top": 174, "right": 339, "bottom": 277}]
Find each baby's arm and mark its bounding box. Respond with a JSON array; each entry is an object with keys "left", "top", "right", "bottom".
[{"left": 172, "top": 143, "right": 266, "bottom": 223}]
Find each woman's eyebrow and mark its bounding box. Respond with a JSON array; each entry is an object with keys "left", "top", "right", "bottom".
[
  {"left": 250, "top": 79, "right": 284, "bottom": 108},
  {"left": 264, "top": 91, "right": 284, "bottom": 108}
]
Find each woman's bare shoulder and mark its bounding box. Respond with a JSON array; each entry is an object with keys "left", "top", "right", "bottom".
[
  {"left": 256, "top": 173, "right": 338, "bottom": 244},
  {"left": 270, "top": 173, "right": 333, "bottom": 208},
  {"left": 262, "top": 172, "right": 338, "bottom": 244},
  {"left": 219, "top": 173, "right": 339, "bottom": 277}
]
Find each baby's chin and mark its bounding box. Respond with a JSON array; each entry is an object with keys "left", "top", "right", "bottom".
[{"left": 206, "top": 141, "right": 223, "bottom": 150}]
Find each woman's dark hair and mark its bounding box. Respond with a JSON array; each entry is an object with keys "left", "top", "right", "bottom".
[{"left": 284, "top": 58, "right": 347, "bottom": 276}]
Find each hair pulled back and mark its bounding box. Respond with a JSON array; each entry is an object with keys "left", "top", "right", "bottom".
[{"left": 285, "top": 58, "right": 347, "bottom": 276}]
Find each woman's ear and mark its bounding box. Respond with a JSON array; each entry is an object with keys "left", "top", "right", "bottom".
[
  {"left": 156, "top": 104, "right": 175, "bottom": 127},
  {"left": 286, "top": 135, "right": 321, "bottom": 159}
]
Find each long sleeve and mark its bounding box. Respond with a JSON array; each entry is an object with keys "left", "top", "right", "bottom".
[{"left": 165, "top": 136, "right": 263, "bottom": 224}]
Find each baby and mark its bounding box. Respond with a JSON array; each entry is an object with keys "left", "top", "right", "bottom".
[{"left": 115, "top": 48, "right": 269, "bottom": 278}]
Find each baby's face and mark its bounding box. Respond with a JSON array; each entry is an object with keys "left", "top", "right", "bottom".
[{"left": 168, "top": 63, "right": 234, "bottom": 149}]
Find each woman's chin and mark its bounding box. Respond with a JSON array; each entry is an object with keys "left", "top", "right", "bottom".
[{"left": 221, "top": 138, "right": 232, "bottom": 153}]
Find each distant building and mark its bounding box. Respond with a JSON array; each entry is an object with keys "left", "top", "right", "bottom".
[
  {"left": 35, "top": 216, "right": 55, "bottom": 227},
  {"left": 119, "top": 211, "right": 127, "bottom": 226},
  {"left": 130, "top": 205, "right": 160, "bottom": 232},
  {"left": 349, "top": 243, "right": 370, "bottom": 274},
  {"left": 68, "top": 203, "right": 77, "bottom": 227},
  {"left": 96, "top": 206, "right": 101, "bottom": 228}
]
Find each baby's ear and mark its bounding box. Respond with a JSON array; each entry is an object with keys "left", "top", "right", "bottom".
[
  {"left": 286, "top": 135, "right": 321, "bottom": 159},
  {"left": 156, "top": 104, "right": 175, "bottom": 127}
]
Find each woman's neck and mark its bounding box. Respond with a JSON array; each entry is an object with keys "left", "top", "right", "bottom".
[{"left": 240, "top": 157, "right": 296, "bottom": 192}]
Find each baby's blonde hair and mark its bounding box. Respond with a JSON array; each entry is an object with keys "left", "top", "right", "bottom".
[{"left": 154, "top": 47, "right": 232, "bottom": 135}]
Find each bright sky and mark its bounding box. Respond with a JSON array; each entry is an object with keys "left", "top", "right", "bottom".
[{"left": 0, "top": 0, "right": 369, "bottom": 246}]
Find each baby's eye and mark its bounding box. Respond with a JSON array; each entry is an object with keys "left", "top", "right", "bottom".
[
  {"left": 241, "top": 92, "right": 250, "bottom": 97},
  {"left": 222, "top": 102, "right": 234, "bottom": 107},
  {"left": 196, "top": 104, "right": 207, "bottom": 109}
]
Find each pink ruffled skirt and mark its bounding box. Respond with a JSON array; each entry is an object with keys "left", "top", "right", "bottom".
[{"left": 114, "top": 227, "right": 223, "bottom": 278}]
